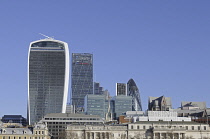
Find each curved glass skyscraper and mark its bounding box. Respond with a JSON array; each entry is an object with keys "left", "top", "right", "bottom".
[
  {"left": 127, "top": 78, "right": 142, "bottom": 111},
  {"left": 28, "top": 38, "right": 69, "bottom": 125}
]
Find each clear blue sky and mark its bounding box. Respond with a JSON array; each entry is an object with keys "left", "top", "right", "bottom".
[{"left": 0, "top": 1, "right": 210, "bottom": 117}]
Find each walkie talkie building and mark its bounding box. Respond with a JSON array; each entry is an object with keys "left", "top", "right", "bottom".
[{"left": 28, "top": 38, "right": 69, "bottom": 125}]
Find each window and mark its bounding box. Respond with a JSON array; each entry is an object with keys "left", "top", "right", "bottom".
[
  {"left": 198, "top": 126, "right": 200, "bottom": 130},
  {"left": 131, "top": 125, "right": 133, "bottom": 129},
  {"left": 143, "top": 126, "right": 146, "bottom": 129},
  {"left": 204, "top": 126, "right": 207, "bottom": 130},
  {"left": 3, "top": 136, "right": 5, "bottom": 139},
  {"left": 137, "top": 126, "right": 139, "bottom": 129},
  {"left": 186, "top": 126, "right": 188, "bottom": 130},
  {"left": 192, "top": 126, "right": 194, "bottom": 130}
]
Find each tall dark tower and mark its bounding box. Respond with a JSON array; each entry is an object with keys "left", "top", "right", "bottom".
[
  {"left": 28, "top": 38, "right": 69, "bottom": 125},
  {"left": 71, "top": 53, "right": 93, "bottom": 110}
]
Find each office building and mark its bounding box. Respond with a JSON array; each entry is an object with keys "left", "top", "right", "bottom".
[
  {"left": 40, "top": 113, "right": 103, "bottom": 139},
  {"left": 94, "top": 82, "right": 104, "bottom": 95},
  {"left": 71, "top": 53, "right": 93, "bottom": 109},
  {"left": 28, "top": 38, "right": 69, "bottom": 125},
  {"left": 84, "top": 95, "right": 109, "bottom": 119},
  {"left": 112, "top": 96, "right": 132, "bottom": 119},
  {"left": 116, "top": 83, "right": 127, "bottom": 96},
  {"left": 127, "top": 78, "right": 142, "bottom": 111}
]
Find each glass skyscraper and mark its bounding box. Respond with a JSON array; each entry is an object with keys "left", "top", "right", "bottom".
[
  {"left": 28, "top": 38, "right": 69, "bottom": 125},
  {"left": 127, "top": 78, "right": 142, "bottom": 111},
  {"left": 71, "top": 53, "right": 93, "bottom": 109}
]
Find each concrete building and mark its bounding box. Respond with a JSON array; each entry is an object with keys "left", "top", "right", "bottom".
[
  {"left": 28, "top": 38, "right": 69, "bottom": 125},
  {"left": 116, "top": 83, "right": 127, "bottom": 96},
  {"left": 40, "top": 113, "right": 103, "bottom": 139},
  {"left": 71, "top": 53, "right": 93, "bottom": 110},
  {"left": 148, "top": 96, "right": 172, "bottom": 111}
]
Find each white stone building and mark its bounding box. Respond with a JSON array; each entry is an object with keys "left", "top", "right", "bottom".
[{"left": 66, "top": 121, "right": 210, "bottom": 139}]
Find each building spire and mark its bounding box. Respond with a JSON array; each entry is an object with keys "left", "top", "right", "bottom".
[{"left": 39, "top": 33, "right": 54, "bottom": 40}]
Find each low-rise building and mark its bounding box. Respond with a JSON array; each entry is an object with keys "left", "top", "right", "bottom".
[
  {"left": 0, "top": 122, "right": 50, "bottom": 139},
  {"left": 40, "top": 113, "right": 104, "bottom": 139},
  {"left": 1, "top": 115, "right": 27, "bottom": 127},
  {"left": 133, "top": 111, "right": 191, "bottom": 123},
  {"left": 65, "top": 121, "right": 210, "bottom": 139},
  {"left": 66, "top": 125, "right": 127, "bottom": 139}
]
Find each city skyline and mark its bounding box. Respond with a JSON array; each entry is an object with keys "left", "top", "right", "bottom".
[{"left": 0, "top": 1, "right": 210, "bottom": 117}]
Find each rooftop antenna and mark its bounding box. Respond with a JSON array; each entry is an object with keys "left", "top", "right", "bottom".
[{"left": 39, "top": 33, "right": 54, "bottom": 40}]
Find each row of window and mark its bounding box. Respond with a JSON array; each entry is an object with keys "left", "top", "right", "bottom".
[
  {"left": 45, "top": 118, "right": 100, "bottom": 121},
  {"left": 35, "top": 131, "right": 44, "bottom": 135},
  {"left": 130, "top": 125, "right": 207, "bottom": 130}
]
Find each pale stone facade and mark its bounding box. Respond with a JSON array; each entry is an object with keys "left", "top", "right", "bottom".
[
  {"left": 0, "top": 123, "right": 50, "bottom": 139},
  {"left": 66, "top": 125, "right": 127, "bottom": 139},
  {"left": 66, "top": 121, "right": 210, "bottom": 139}
]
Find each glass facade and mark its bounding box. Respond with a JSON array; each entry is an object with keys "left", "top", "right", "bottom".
[
  {"left": 112, "top": 96, "right": 132, "bottom": 119},
  {"left": 94, "top": 82, "right": 104, "bottom": 95},
  {"left": 84, "top": 95, "right": 108, "bottom": 118},
  {"left": 127, "top": 79, "right": 142, "bottom": 111},
  {"left": 71, "top": 53, "right": 93, "bottom": 108},
  {"left": 28, "top": 39, "right": 69, "bottom": 125}
]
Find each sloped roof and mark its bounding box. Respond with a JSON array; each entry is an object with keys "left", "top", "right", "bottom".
[{"left": 181, "top": 101, "right": 206, "bottom": 109}]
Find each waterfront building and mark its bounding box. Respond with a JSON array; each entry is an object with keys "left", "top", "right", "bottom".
[
  {"left": 40, "top": 113, "right": 103, "bottom": 139},
  {"left": 0, "top": 122, "right": 50, "bottom": 139},
  {"left": 127, "top": 79, "right": 142, "bottom": 111},
  {"left": 148, "top": 96, "right": 172, "bottom": 111},
  {"left": 65, "top": 121, "right": 210, "bottom": 139},
  {"left": 66, "top": 125, "right": 127, "bottom": 139},
  {"left": 116, "top": 83, "right": 127, "bottom": 96},
  {"left": 71, "top": 53, "right": 93, "bottom": 109},
  {"left": 128, "top": 121, "right": 210, "bottom": 139},
  {"left": 28, "top": 38, "right": 69, "bottom": 125}
]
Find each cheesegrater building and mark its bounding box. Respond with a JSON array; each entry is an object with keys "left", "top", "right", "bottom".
[
  {"left": 28, "top": 38, "right": 69, "bottom": 125},
  {"left": 71, "top": 53, "right": 93, "bottom": 110}
]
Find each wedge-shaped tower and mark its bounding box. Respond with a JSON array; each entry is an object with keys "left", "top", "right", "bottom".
[{"left": 28, "top": 38, "right": 69, "bottom": 125}]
